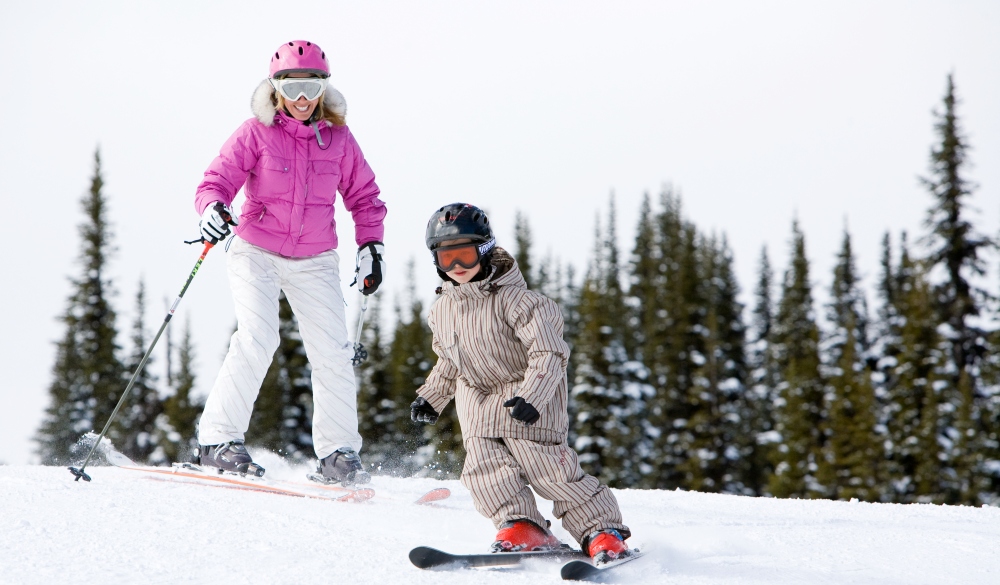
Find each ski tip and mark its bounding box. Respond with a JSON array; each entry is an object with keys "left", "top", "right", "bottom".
[
  {"left": 409, "top": 546, "right": 449, "bottom": 569},
  {"left": 414, "top": 487, "right": 451, "bottom": 505},
  {"left": 337, "top": 488, "right": 375, "bottom": 503},
  {"left": 105, "top": 450, "right": 136, "bottom": 467}
]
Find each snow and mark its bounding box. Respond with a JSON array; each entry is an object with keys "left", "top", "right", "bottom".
[{"left": 2, "top": 458, "right": 998, "bottom": 584}]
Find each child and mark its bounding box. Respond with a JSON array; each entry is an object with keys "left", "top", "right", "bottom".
[{"left": 410, "top": 203, "right": 632, "bottom": 563}]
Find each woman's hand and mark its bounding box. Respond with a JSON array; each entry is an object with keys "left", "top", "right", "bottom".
[
  {"left": 355, "top": 241, "right": 385, "bottom": 295},
  {"left": 199, "top": 202, "right": 238, "bottom": 244}
]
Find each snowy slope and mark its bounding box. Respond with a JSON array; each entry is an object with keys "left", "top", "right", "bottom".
[{"left": 1, "top": 457, "right": 998, "bottom": 585}]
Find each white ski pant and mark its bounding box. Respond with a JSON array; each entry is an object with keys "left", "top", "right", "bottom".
[{"left": 198, "top": 236, "right": 361, "bottom": 459}]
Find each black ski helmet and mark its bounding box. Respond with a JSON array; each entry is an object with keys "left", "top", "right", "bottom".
[
  {"left": 425, "top": 203, "right": 493, "bottom": 249},
  {"left": 425, "top": 203, "right": 496, "bottom": 283}
]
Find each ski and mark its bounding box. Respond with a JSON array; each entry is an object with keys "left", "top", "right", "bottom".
[
  {"left": 106, "top": 452, "right": 374, "bottom": 503},
  {"left": 560, "top": 550, "right": 645, "bottom": 581},
  {"left": 303, "top": 473, "right": 451, "bottom": 505},
  {"left": 413, "top": 487, "right": 451, "bottom": 505},
  {"left": 409, "top": 546, "right": 587, "bottom": 570}
]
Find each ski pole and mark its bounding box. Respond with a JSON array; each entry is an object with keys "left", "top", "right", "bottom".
[
  {"left": 351, "top": 295, "right": 369, "bottom": 366},
  {"left": 69, "top": 239, "right": 218, "bottom": 482}
]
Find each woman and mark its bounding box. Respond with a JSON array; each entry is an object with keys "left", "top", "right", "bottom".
[{"left": 193, "top": 40, "right": 386, "bottom": 486}]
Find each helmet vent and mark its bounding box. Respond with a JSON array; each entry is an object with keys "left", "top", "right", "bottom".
[
  {"left": 306, "top": 42, "right": 312, "bottom": 46},
  {"left": 274, "top": 52, "right": 279, "bottom": 60},
  {"left": 445, "top": 211, "right": 454, "bottom": 221},
  {"left": 288, "top": 42, "right": 294, "bottom": 46},
  {"left": 298, "top": 47, "right": 304, "bottom": 55}
]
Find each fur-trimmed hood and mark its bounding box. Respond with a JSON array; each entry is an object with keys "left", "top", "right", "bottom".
[{"left": 250, "top": 79, "right": 347, "bottom": 126}]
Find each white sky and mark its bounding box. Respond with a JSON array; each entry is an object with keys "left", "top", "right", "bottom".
[{"left": 1, "top": 1, "right": 997, "bottom": 465}]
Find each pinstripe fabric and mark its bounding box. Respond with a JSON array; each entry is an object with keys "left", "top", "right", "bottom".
[
  {"left": 462, "top": 437, "right": 629, "bottom": 544},
  {"left": 418, "top": 249, "right": 570, "bottom": 443},
  {"left": 418, "top": 249, "right": 629, "bottom": 545},
  {"left": 198, "top": 236, "right": 361, "bottom": 458}
]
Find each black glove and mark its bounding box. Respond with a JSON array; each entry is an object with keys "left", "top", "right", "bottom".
[
  {"left": 503, "top": 397, "right": 540, "bottom": 425},
  {"left": 410, "top": 397, "right": 439, "bottom": 424}
]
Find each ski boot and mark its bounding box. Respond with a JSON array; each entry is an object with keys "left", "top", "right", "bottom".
[
  {"left": 585, "top": 529, "right": 629, "bottom": 564},
  {"left": 316, "top": 447, "right": 371, "bottom": 487},
  {"left": 491, "top": 519, "right": 561, "bottom": 552},
  {"left": 198, "top": 442, "right": 265, "bottom": 477}
]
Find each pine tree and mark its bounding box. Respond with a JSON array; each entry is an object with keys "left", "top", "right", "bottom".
[
  {"left": 922, "top": 75, "right": 992, "bottom": 379},
  {"left": 746, "top": 246, "right": 780, "bottom": 495},
  {"left": 684, "top": 234, "right": 750, "bottom": 493},
  {"left": 513, "top": 210, "right": 534, "bottom": 289},
  {"left": 569, "top": 200, "right": 651, "bottom": 487},
  {"left": 248, "top": 293, "right": 313, "bottom": 461},
  {"left": 157, "top": 316, "right": 202, "bottom": 465},
  {"left": 355, "top": 297, "right": 398, "bottom": 473},
  {"left": 818, "top": 230, "right": 881, "bottom": 501},
  {"left": 920, "top": 75, "right": 997, "bottom": 504},
  {"left": 880, "top": 234, "right": 946, "bottom": 502},
  {"left": 630, "top": 188, "right": 706, "bottom": 490},
  {"left": 627, "top": 193, "right": 660, "bottom": 483},
  {"left": 769, "top": 219, "right": 825, "bottom": 498},
  {"left": 116, "top": 279, "right": 162, "bottom": 463},
  {"left": 387, "top": 260, "right": 447, "bottom": 475},
  {"left": 36, "top": 150, "right": 126, "bottom": 464}
]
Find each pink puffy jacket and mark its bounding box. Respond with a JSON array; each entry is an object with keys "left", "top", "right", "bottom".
[{"left": 194, "top": 80, "right": 386, "bottom": 257}]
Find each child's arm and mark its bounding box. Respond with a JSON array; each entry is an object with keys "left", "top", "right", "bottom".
[
  {"left": 415, "top": 310, "right": 459, "bottom": 415},
  {"left": 509, "top": 296, "right": 570, "bottom": 410}
]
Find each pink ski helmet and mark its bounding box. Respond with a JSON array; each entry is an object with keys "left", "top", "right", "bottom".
[{"left": 269, "top": 40, "right": 330, "bottom": 78}]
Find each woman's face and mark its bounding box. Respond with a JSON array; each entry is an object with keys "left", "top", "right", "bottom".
[
  {"left": 439, "top": 238, "right": 482, "bottom": 284},
  {"left": 282, "top": 73, "right": 321, "bottom": 121}
]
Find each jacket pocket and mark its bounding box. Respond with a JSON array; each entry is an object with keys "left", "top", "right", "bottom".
[
  {"left": 250, "top": 155, "right": 293, "bottom": 197},
  {"left": 309, "top": 160, "right": 339, "bottom": 204}
]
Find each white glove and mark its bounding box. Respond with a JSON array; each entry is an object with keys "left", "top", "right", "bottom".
[
  {"left": 355, "top": 242, "right": 385, "bottom": 295},
  {"left": 199, "top": 202, "right": 238, "bottom": 244}
]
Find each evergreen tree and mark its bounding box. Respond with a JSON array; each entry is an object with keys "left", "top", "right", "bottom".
[
  {"left": 36, "top": 150, "right": 125, "bottom": 464},
  {"left": 116, "top": 279, "right": 162, "bottom": 463},
  {"left": 157, "top": 316, "right": 203, "bottom": 465},
  {"left": 746, "top": 246, "right": 780, "bottom": 495},
  {"left": 920, "top": 75, "right": 997, "bottom": 504},
  {"left": 248, "top": 293, "right": 313, "bottom": 461},
  {"left": 387, "top": 260, "right": 448, "bottom": 475},
  {"left": 684, "top": 234, "right": 750, "bottom": 493},
  {"left": 631, "top": 188, "right": 706, "bottom": 490},
  {"left": 880, "top": 234, "right": 946, "bottom": 502},
  {"left": 627, "top": 193, "right": 660, "bottom": 482},
  {"left": 818, "top": 230, "right": 881, "bottom": 501},
  {"left": 569, "top": 200, "right": 651, "bottom": 487},
  {"left": 769, "top": 219, "right": 825, "bottom": 498},
  {"left": 355, "top": 297, "right": 398, "bottom": 473},
  {"left": 513, "top": 210, "right": 534, "bottom": 289}
]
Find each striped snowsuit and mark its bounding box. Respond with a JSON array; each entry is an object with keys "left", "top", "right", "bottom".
[{"left": 416, "top": 249, "right": 629, "bottom": 545}]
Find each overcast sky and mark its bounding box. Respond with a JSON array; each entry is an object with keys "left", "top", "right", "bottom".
[{"left": 1, "top": 1, "right": 997, "bottom": 465}]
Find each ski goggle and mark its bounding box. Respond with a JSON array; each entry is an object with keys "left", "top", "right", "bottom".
[
  {"left": 433, "top": 238, "right": 495, "bottom": 272},
  {"left": 270, "top": 77, "right": 327, "bottom": 101}
]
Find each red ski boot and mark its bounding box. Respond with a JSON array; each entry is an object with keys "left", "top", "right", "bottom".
[
  {"left": 586, "top": 529, "right": 629, "bottom": 563},
  {"left": 491, "top": 520, "right": 561, "bottom": 552}
]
